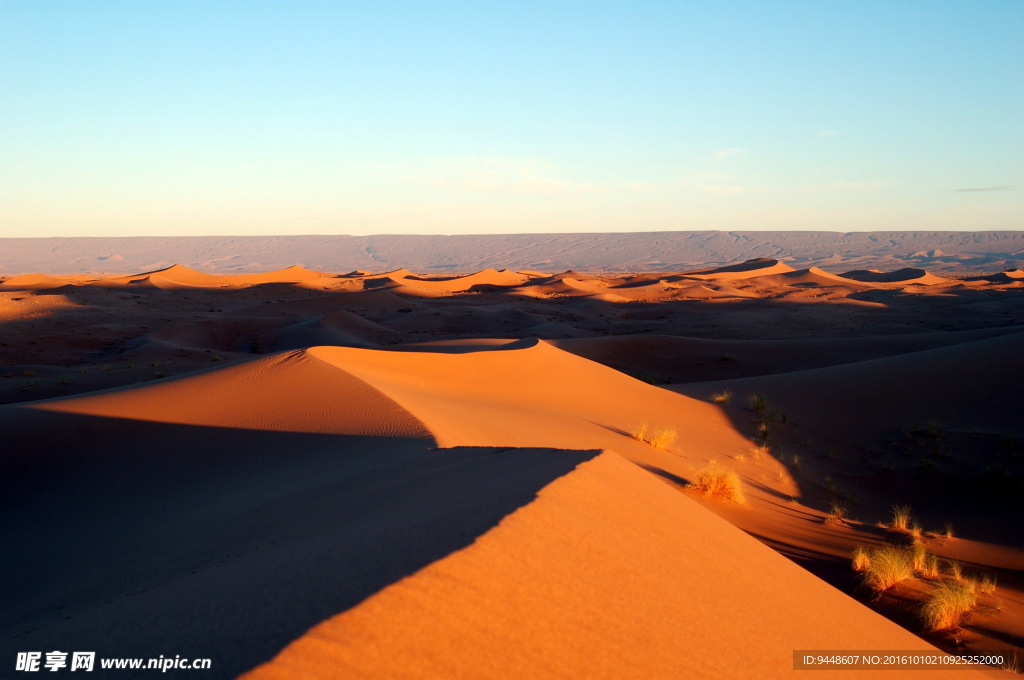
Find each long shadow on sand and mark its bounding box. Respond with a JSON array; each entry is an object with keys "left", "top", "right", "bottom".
[{"left": 1, "top": 407, "right": 599, "bottom": 678}]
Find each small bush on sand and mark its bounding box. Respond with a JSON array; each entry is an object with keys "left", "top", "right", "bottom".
[
  {"left": 921, "top": 581, "right": 977, "bottom": 631},
  {"left": 826, "top": 498, "right": 849, "bottom": 524},
  {"left": 749, "top": 393, "right": 768, "bottom": 414},
  {"left": 852, "top": 546, "right": 871, "bottom": 572},
  {"left": 946, "top": 559, "right": 963, "bottom": 581},
  {"left": 909, "top": 521, "right": 923, "bottom": 542},
  {"left": 863, "top": 545, "right": 914, "bottom": 594},
  {"left": 979, "top": 575, "right": 997, "bottom": 594},
  {"left": 631, "top": 422, "right": 648, "bottom": 442},
  {"left": 688, "top": 464, "right": 745, "bottom": 503},
  {"left": 891, "top": 504, "right": 912, "bottom": 530},
  {"left": 943, "top": 522, "right": 955, "bottom": 539},
  {"left": 631, "top": 424, "right": 677, "bottom": 450},
  {"left": 921, "top": 554, "right": 941, "bottom": 579},
  {"left": 711, "top": 389, "right": 733, "bottom": 404},
  {"left": 911, "top": 543, "right": 927, "bottom": 572},
  {"left": 648, "top": 428, "right": 677, "bottom": 450}
]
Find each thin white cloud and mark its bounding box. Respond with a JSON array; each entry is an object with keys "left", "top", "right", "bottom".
[
  {"left": 712, "top": 148, "right": 745, "bottom": 160},
  {"left": 953, "top": 185, "right": 1013, "bottom": 192}
]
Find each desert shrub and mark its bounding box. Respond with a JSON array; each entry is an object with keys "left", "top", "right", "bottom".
[
  {"left": 826, "top": 498, "right": 849, "bottom": 523},
  {"left": 852, "top": 546, "right": 871, "bottom": 572},
  {"left": 749, "top": 393, "right": 768, "bottom": 414},
  {"left": 688, "top": 464, "right": 745, "bottom": 503},
  {"left": 943, "top": 522, "right": 954, "bottom": 539},
  {"left": 891, "top": 504, "right": 912, "bottom": 530},
  {"left": 921, "top": 554, "right": 941, "bottom": 579},
  {"left": 921, "top": 581, "right": 977, "bottom": 631},
  {"left": 863, "top": 545, "right": 913, "bottom": 593},
  {"left": 979, "top": 575, "right": 997, "bottom": 594},
  {"left": 631, "top": 424, "right": 677, "bottom": 450},
  {"left": 710, "top": 389, "right": 733, "bottom": 404},
  {"left": 648, "top": 428, "right": 677, "bottom": 449},
  {"left": 911, "top": 543, "right": 927, "bottom": 572},
  {"left": 946, "top": 559, "right": 963, "bottom": 581},
  {"left": 631, "top": 422, "right": 648, "bottom": 442}
]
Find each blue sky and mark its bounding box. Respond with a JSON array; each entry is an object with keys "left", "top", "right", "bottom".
[{"left": 1, "top": 0, "right": 1021, "bottom": 237}]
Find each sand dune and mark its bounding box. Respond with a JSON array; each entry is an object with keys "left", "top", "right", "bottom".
[
  {"left": 4, "top": 341, "right": 1003, "bottom": 678},
  {"left": 3, "top": 255, "right": 1022, "bottom": 678},
  {"left": 682, "top": 257, "right": 797, "bottom": 280},
  {"left": 264, "top": 310, "right": 398, "bottom": 350},
  {"left": 400, "top": 267, "right": 532, "bottom": 292},
  {"left": 675, "top": 332, "right": 1024, "bottom": 443},
  {"left": 0, "top": 273, "right": 73, "bottom": 289},
  {"left": 554, "top": 325, "right": 1024, "bottom": 383},
  {"left": 842, "top": 267, "right": 948, "bottom": 285},
  {"left": 245, "top": 452, "right": 987, "bottom": 680}
]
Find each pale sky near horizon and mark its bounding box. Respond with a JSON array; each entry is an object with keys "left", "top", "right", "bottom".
[{"left": 1, "top": 1, "right": 1021, "bottom": 238}]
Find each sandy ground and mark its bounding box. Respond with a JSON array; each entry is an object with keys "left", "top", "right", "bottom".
[{"left": 2, "top": 259, "right": 1021, "bottom": 678}]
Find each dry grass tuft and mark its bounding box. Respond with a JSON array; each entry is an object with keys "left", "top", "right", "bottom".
[
  {"left": 891, "top": 504, "right": 912, "bottom": 530},
  {"left": 687, "top": 464, "right": 745, "bottom": 503},
  {"left": 710, "top": 389, "right": 733, "bottom": 404},
  {"left": 863, "top": 545, "right": 914, "bottom": 594},
  {"left": 921, "top": 581, "right": 977, "bottom": 632},
  {"left": 979, "top": 575, "right": 997, "bottom": 595},
  {"left": 631, "top": 422, "right": 648, "bottom": 442},
  {"left": 911, "top": 543, "right": 928, "bottom": 572},
  {"left": 825, "top": 498, "right": 849, "bottom": 524},
  {"left": 943, "top": 522, "right": 955, "bottom": 539},
  {"left": 648, "top": 427, "right": 677, "bottom": 450},
  {"left": 946, "top": 559, "right": 963, "bottom": 582},
  {"left": 851, "top": 546, "right": 871, "bottom": 572},
  {"left": 631, "top": 423, "right": 677, "bottom": 450},
  {"left": 921, "top": 554, "right": 941, "bottom": 579},
  {"left": 750, "top": 443, "right": 771, "bottom": 459}
]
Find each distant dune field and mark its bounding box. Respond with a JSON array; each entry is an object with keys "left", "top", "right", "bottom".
[{"left": 2, "top": 255, "right": 1021, "bottom": 678}]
